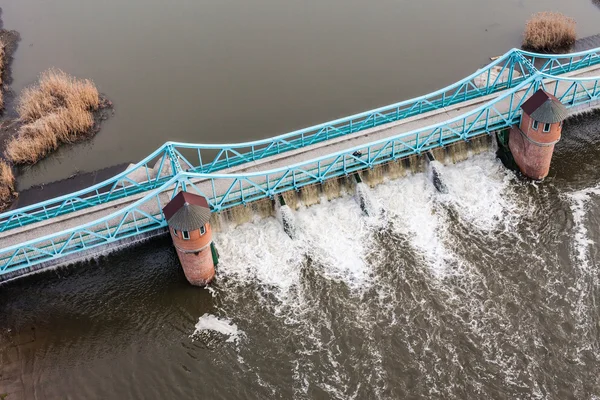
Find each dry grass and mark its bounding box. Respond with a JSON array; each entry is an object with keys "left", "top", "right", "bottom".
[
  {"left": 523, "top": 12, "right": 576, "bottom": 52},
  {"left": 0, "top": 160, "right": 15, "bottom": 206},
  {"left": 6, "top": 68, "right": 100, "bottom": 165},
  {"left": 0, "top": 39, "right": 5, "bottom": 110},
  {"left": 17, "top": 86, "right": 59, "bottom": 122},
  {"left": 18, "top": 69, "right": 100, "bottom": 122},
  {"left": 5, "top": 118, "right": 59, "bottom": 164}
]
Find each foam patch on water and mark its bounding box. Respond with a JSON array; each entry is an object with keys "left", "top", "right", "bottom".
[
  {"left": 215, "top": 216, "right": 305, "bottom": 307},
  {"left": 191, "top": 314, "right": 242, "bottom": 343},
  {"left": 565, "top": 184, "right": 600, "bottom": 333},
  {"left": 208, "top": 152, "right": 559, "bottom": 397},
  {"left": 294, "top": 195, "right": 375, "bottom": 290},
  {"left": 566, "top": 185, "right": 600, "bottom": 271},
  {"left": 438, "top": 153, "right": 519, "bottom": 232},
  {"left": 276, "top": 204, "right": 298, "bottom": 239},
  {"left": 372, "top": 172, "right": 455, "bottom": 278},
  {"left": 354, "top": 182, "right": 382, "bottom": 217}
]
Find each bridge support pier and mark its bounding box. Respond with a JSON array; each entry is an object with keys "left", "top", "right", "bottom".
[
  {"left": 162, "top": 192, "right": 217, "bottom": 286},
  {"left": 508, "top": 125, "right": 560, "bottom": 180},
  {"left": 174, "top": 244, "right": 216, "bottom": 286},
  {"left": 507, "top": 89, "right": 568, "bottom": 180}
]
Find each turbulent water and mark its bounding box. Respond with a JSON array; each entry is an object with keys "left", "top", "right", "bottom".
[{"left": 2, "top": 116, "right": 600, "bottom": 398}]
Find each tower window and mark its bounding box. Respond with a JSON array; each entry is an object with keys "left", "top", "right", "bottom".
[
  {"left": 543, "top": 123, "right": 551, "bottom": 132},
  {"left": 532, "top": 120, "right": 539, "bottom": 130},
  {"left": 173, "top": 228, "right": 178, "bottom": 237},
  {"left": 182, "top": 231, "right": 190, "bottom": 240},
  {"left": 200, "top": 225, "right": 206, "bottom": 235}
]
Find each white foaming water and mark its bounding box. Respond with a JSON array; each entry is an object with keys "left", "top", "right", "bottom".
[
  {"left": 370, "top": 153, "right": 536, "bottom": 392},
  {"left": 276, "top": 204, "right": 298, "bottom": 239},
  {"left": 369, "top": 152, "right": 519, "bottom": 278},
  {"left": 294, "top": 195, "right": 376, "bottom": 290},
  {"left": 215, "top": 216, "right": 305, "bottom": 308},
  {"left": 354, "top": 182, "right": 381, "bottom": 217},
  {"left": 215, "top": 195, "right": 383, "bottom": 397},
  {"left": 566, "top": 185, "right": 600, "bottom": 271},
  {"left": 439, "top": 153, "right": 519, "bottom": 232},
  {"left": 372, "top": 171, "right": 456, "bottom": 278},
  {"left": 191, "top": 314, "right": 242, "bottom": 343},
  {"left": 565, "top": 185, "right": 600, "bottom": 333},
  {"left": 209, "top": 151, "right": 534, "bottom": 397}
]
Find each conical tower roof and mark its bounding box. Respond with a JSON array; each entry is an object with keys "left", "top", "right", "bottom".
[
  {"left": 162, "top": 191, "right": 211, "bottom": 231},
  {"left": 521, "top": 89, "right": 569, "bottom": 124}
]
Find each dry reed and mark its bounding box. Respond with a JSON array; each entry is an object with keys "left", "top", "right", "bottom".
[
  {"left": 523, "top": 12, "right": 576, "bottom": 52},
  {"left": 17, "top": 69, "right": 100, "bottom": 122},
  {"left": 0, "top": 39, "right": 5, "bottom": 110},
  {"left": 6, "top": 68, "right": 101, "bottom": 165},
  {"left": 0, "top": 160, "right": 15, "bottom": 206}
]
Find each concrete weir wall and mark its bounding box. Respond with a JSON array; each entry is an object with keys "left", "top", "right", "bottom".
[
  {"left": 211, "top": 133, "right": 496, "bottom": 231},
  {"left": 0, "top": 228, "right": 168, "bottom": 283},
  {"left": 1, "top": 133, "right": 496, "bottom": 283}
]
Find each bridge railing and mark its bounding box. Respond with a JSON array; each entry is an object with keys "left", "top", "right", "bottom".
[
  {"left": 520, "top": 47, "right": 600, "bottom": 76},
  {"left": 2, "top": 46, "right": 600, "bottom": 234},
  {"left": 0, "top": 49, "right": 532, "bottom": 232},
  {"left": 170, "top": 50, "right": 533, "bottom": 171},
  {"left": 147, "top": 46, "right": 600, "bottom": 177},
  {"left": 3, "top": 71, "right": 600, "bottom": 274},
  {"left": 0, "top": 145, "right": 180, "bottom": 233}
]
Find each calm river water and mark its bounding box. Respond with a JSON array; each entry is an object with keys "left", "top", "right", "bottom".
[
  {"left": 2, "top": 0, "right": 600, "bottom": 188},
  {"left": 2, "top": 1, "right": 600, "bottom": 399}
]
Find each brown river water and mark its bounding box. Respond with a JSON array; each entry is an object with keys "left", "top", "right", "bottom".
[{"left": 2, "top": 1, "right": 600, "bottom": 399}]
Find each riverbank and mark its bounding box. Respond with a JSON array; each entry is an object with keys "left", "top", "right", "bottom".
[
  {"left": 0, "top": 10, "right": 113, "bottom": 211},
  {"left": 0, "top": 9, "right": 20, "bottom": 209}
]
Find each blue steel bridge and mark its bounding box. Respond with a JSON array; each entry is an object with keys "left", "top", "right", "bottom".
[{"left": 2, "top": 47, "right": 600, "bottom": 280}]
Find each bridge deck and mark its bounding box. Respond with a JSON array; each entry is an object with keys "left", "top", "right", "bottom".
[{"left": 1, "top": 64, "right": 600, "bottom": 252}]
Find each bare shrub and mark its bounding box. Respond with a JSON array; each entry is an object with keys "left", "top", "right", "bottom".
[
  {"left": 71, "top": 79, "right": 100, "bottom": 111},
  {"left": 53, "top": 107, "right": 94, "bottom": 143},
  {"left": 523, "top": 12, "right": 576, "bottom": 52},
  {"left": 5, "top": 118, "right": 60, "bottom": 164},
  {"left": 8, "top": 68, "right": 101, "bottom": 164},
  {"left": 0, "top": 160, "right": 16, "bottom": 208},
  {"left": 17, "top": 86, "right": 59, "bottom": 122},
  {"left": 38, "top": 68, "right": 77, "bottom": 107},
  {"left": 0, "top": 39, "right": 5, "bottom": 110},
  {"left": 18, "top": 69, "right": 100, "bottom": 122}
]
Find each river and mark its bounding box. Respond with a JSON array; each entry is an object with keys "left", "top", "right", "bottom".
[
  {"left": 1, "top": 0, "right": 600, "bottom": 189},
  {"left": 1, "top": 1, "right": 600, "bottom": 399}
]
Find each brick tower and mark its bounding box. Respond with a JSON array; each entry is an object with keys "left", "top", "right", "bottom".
[
  {"left": 162, "top": 191, "right": 215, "bottom": 286},
  {"left": 508, "top": 89, "right": 569, "bottom": 180}
]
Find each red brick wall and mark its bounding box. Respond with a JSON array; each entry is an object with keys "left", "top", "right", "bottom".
[
  {"left": 176, "top": 246, "right": 215, "bottom": 286},
  {"left": 520, "top": 114, "right": 562, "bottom": 144},
  {"left": 510, "top": 112, "right": 563, "bottom": 180},
  {"left": 168, "top": 223, "right": 212, "bottom": 252},
  {"left": 167, "top": 223, "right": 216, "bottom": 285}
]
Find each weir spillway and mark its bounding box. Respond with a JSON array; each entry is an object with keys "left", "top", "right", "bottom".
[{"left": 2, "top": 47, "right": 600, "bottom": 280}]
